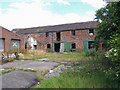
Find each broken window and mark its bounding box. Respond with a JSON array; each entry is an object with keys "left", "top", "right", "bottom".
[
  {"left": 34, "top": 45, "right": 37, "bottom": 50},
  {"left": 88, "top": 41, "right": 94, "bottom": 49},
  {"left": 47, "top": 44, "right": 51, "bottom": 49},
  {"left": 71, "top": 30, "right": 76, "bottom": 36},
  {"left": 46, "top": 32, "right": 49, "bottom": 38},
  {"left": 89, "top": 29, "right": 94, "bottom": 36},
  {"left": 71, "top": 43, "right": 76, "bottom": 49},
  {"left": 56, "top": 32, "right": 60, "bottom": 41}
]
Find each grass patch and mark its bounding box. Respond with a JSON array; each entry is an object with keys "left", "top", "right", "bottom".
[
  {"left": 34, "top": 67, "right": 119, "bottom": 88},
  {"left": 36, "top": 70, "right": 49, "bottom": 83},
  {"left": 34, "top": 69, "right": 119, "bottom": 88},
  {"left": 19, "top": 50, "right": 87, "bottom": 63},
  {"left": 33, "top": 50, "right": 119, "bottom": 88},
  {"left": 0, "top": 67, "right": 16, "bottom": 75},
  {"left": 16, "top": 68, "right": 37, "bottom": 72}
]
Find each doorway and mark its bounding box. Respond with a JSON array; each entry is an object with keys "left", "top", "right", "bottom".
[{"left": 54, "top": 43, "right": 60, "bottom": 52}]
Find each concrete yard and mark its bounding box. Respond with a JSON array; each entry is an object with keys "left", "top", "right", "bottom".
[
  {"left": 2, "top": 60, "right": 59, "bottom": 71},
  {"left": 2, "top": 70, "right": 36, "bottom": 88},
  {"left": 1, "top": 60, "right": 60, "bottom": 88}
]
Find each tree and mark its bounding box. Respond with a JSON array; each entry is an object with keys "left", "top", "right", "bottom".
[
  {"left": 95, "top": 2, "right": 120, "bottom": 41},
  {"left": 95, "top": 1, "right": 120, "bottom": 81}
]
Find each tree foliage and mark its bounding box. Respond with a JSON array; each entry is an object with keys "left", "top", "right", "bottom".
[
  {"left": 95, "top": 2, "right": 120, "bottom": 41},
  {"left": 95, "top": 1, "right": 120, "bottom": 82}
]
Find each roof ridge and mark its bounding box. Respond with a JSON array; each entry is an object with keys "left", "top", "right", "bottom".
[{"left": 13, "top": 21, "right": 98, "bottom": 30}]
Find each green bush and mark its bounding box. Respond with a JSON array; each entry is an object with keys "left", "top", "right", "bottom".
[{"left": 84, "top": 49, "right": 96, "bottom": 56}]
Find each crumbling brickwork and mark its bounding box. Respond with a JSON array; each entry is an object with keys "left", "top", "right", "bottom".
[{"left": 24, "top": 29, "right": 100, "bottom": 52}]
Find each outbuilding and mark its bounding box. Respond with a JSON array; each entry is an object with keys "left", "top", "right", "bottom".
[
  {"left": 13, "top": 21, "right": 103, "bottom": 52},
  {"left": 0, "top": 26, "right": 24, "bottom": 53}
]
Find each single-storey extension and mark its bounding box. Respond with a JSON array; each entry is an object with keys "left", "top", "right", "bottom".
[{"left": 0, "top": 26, "right": 24, "bottom": 53}]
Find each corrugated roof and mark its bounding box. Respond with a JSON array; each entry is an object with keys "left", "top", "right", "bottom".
[{"left": 13, "top": 21, "right": 99, "bottom": 34}]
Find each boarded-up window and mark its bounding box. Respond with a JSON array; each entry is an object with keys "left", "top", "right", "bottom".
[
  {"left": 0, "top": 38, "right": 4, "bottom": 53},
  {"left": 11, "top": 39, "right": 20, "bottom": 50}
]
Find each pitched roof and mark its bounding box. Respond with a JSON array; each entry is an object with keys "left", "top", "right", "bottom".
[{"left": 12, "top": 21, "right": 99, "bottom": 34}]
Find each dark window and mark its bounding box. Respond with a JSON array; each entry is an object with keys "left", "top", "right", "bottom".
[
  {"left": 47, "top": 44, "right": 51, "bottom": 49},
  {"left": 46, "top": 32, "right": 49, "bottom": 38},
  {"left": 71, "top": 30, "right": 76, "bottom": 36},
  {"left": 71, "top": 43, "right": 76, "bottom": 49},
  {"left": 89, "top": 29, "right": 94, "bottom": 36},
  {"left": 88, "top": 41, "right": 94, "bottom": 49},
  {"left": 34, "top": 45, "right": 37, "bottom": 50},
  {"left": 56, "top": 32, "right": 60, "bottom": 41},
  {"left": 25, "top": 43, "right": 27, "bottom": 49}
]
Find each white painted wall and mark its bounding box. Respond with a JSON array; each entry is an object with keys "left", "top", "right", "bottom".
[{"left": 28, "top": 37, "right": 37, "bottom": 50}]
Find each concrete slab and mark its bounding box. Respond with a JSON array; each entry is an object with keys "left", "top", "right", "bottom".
[
  {"left": 2, "top": 70, "right": 36, "bottom": 88},
  {"left": 2, "top": 60, "right": 59, "bottom": 71},
  {"left": 2, "top": 60, "right": 34, "bottom": 68},
  {"left": 15, "top": 61, "right": 59, "bottom": 71}
]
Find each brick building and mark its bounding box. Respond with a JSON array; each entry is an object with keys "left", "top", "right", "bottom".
[
  {"left": 13, "top": 21, "right": 102, "bottom": 52},
  {"left": 0, "top": 26, "right": 24, "bottom": 53}
]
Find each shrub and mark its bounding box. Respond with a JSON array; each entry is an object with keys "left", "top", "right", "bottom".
[
  {"left": 84, "top": 49, "right": 96, "bottom": 56},
  {"left": 104, "top": 34, "right": 120, "bottom": 82}
]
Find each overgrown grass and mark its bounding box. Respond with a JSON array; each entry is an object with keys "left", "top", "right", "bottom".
[
  {"left": 34, "top": 70, "right": 119, "bottom": 88},
  {"left": 19, "top": 50, "right": 87, "bottom": 63},
  {"left": 32, "top": 50, "right": 119, "bottom": 88}
]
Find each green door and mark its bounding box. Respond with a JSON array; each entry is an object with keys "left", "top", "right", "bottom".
[
  {"left": 64, "top": 42, "right": 71, "bottom": 52},
  {"left": 83, "top": 40, "right": 88, "bottom": 51}
]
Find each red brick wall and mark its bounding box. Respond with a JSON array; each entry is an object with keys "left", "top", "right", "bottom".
[
  {"left": 23, "top": 29, "right": 96, "bottom": 51},
  {"left": 1, "top": 27, "right": 24, "bottom": 52}
]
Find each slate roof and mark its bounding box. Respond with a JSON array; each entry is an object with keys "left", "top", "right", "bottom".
[{"left": 12, "top": 21, "right": 99, "bottom": 34}]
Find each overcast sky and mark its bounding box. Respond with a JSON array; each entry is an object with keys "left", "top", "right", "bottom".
[{"left": 0, "top": 0, "right": 107, "bottom": 30}]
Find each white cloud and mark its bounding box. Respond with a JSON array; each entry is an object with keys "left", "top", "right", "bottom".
[
  {"left": 86, "top": 10, "right": 96, "bottom": 17},
  {"left": 0, "top": 1, "right": 94, "bottom": 30},
  {"left": 81, "top": 0, "right": 106, "bottom": 8},
  {"left": 57, "top": 0, "right": 70, "bottom": 5},
  {"left": 45, "top": 2, "right": 52, "bottom": 6}
]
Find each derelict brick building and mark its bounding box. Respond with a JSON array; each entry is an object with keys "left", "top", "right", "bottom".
[
  {"left": 0, "top": 26, "right": 24, "bottom": 53},
  {"left": 12, "top": 21, "right": 102, "bottom": 52}
]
